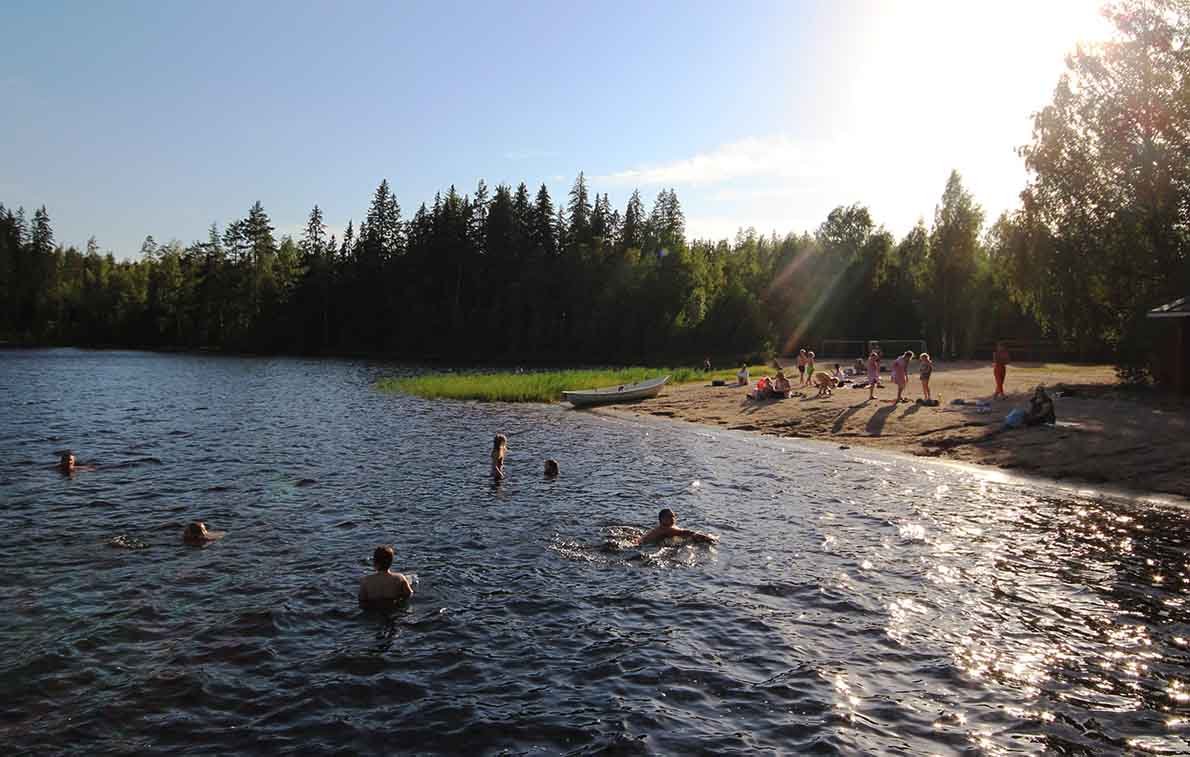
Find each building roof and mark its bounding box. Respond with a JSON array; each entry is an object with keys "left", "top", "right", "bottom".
[{"left": 1148, "top": 296, "right": 1190, "bottom": 319}]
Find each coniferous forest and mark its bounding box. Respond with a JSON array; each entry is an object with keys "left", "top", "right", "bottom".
[{"left": 3, "top": 0, "right": 1188, "bottom": 370}]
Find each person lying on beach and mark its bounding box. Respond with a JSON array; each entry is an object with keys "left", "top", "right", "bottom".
[
  {"left": 183, "top": 521, "right": 226, "bottom": 545},
  {"left": 544, "top": 458, "right": 560, "bottom": 477},
  {"left": 638, "top": 508, "right": 718, "bottom": 546},
  {"left": 491, "top": 434, "right": 508, "bottom": 480},
  {"left": 811, "top": 370, "right": 839, "bottom": 397},
  {"left": 359, "top": 545, "right": 414, "bottom": 608}
]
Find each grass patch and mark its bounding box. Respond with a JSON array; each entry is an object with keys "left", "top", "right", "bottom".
[{"left": 378, "top": 364, "right": 771, "bottom": 403}]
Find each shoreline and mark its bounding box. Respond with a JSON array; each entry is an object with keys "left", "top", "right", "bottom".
[{"left": 588, "top": 361, "right": 1190, "bottom": 501}]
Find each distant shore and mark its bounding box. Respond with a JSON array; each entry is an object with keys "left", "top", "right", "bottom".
[{"left": 594, "top": 361, "right": 1190, "bottom": 500}]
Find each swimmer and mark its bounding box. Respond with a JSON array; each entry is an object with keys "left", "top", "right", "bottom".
[
  {"left": 637, "top": 508, "right": 717, "bottom": 546},
  {"left": 182, "top": 521, "right": 225, "bottom": 545},
  {"left": 56, "top": 451, "right": 95, "bottom": 474},
  {"left": 491, "top": 433, "right": 508, "bottom": 481},
  {"left": 359, "top": 545, "right": 414, "bottom": 608},
  {"left": 544, "top": 458, "right": 560, "bottom": 477}
]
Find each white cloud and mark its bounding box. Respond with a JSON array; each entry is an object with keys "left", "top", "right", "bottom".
[{"left": 595, "top": 135, "right": 848, "bottom": 187}]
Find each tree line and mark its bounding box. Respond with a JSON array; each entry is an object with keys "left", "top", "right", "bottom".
[
  {"left": 2, "top": 0, "right": 1186, "bottom": 371},
  {"left": 0, "top": 170, "right": 1028, "bottom": 362}
]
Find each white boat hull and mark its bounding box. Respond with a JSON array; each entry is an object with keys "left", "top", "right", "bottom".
[{"left": 562, "top": 375, "right": 670, "bottom": 407}]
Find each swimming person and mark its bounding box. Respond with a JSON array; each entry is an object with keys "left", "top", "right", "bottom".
[
  {"left": 57, "top": 451, "right": 95, "bottom": 474},
  {"left": 491, "top": 433, "right": 508, "bottom": 480},
  {"left": 544, "top": 458, "right": 560, "bottom": 477},
  {"left": 183, "top": 521, "right": 226, "bottom": 545},
  {"left": 358, "top": 545, "right": 414, "bottom": 608},
  {"left": 638, "top": 508, "right": 717, "bottom": 546}
]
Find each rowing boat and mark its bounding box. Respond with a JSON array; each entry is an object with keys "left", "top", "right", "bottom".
[{"left": 562, "top": 375, "right": 670, "bottom": 407}]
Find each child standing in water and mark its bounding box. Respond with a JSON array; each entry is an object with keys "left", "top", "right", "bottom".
[{"left": 491, "top": 434, "right": 508, "bottom": 480}]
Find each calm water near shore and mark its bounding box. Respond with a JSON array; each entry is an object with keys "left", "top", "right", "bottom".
[{"left": 1, "top": 349, "right": 1188, "bottom": 754}]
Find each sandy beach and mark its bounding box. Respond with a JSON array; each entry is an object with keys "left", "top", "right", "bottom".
[{"left": 598, "top": 361, "right": 1190, "bottom": 499}]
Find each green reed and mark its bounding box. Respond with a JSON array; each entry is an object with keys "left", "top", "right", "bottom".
[{"left": 377, "top": 364, "right": 771, "bottom": 403}]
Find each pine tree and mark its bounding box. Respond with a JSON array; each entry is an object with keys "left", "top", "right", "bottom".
[
  {"left": 566, "top": 172, "right": 592, "bottom": 247},
  {"left": 621, "top": 189, "right": 645, "bottom": 251}
]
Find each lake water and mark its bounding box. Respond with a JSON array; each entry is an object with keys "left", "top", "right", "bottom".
[{"left": 1, "top": 349, "right": 1188, "bottom": 754}]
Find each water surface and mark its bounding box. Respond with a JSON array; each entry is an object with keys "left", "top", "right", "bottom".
[{"left": 1, "top": 349, "right": 1188, "bottom": 754}]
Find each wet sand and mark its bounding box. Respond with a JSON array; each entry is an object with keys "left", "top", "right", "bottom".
[{"left": 597, "top": 361, "right": 1190, "bottom": 499}]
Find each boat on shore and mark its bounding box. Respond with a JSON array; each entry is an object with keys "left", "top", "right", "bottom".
[{"left": 562, "top": 375, "right": 670, "bottom": 407}]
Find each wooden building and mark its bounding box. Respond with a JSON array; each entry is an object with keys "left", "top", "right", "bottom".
[{"left": 1148, "top": 296, "right": 1190, "bottom": 394}]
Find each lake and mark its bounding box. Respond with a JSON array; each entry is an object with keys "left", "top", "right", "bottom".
[{"left": 1, "top": 349, "right": 1187, "bottom": 754}]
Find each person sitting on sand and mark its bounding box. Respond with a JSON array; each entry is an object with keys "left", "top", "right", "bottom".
[
  {"left": 737, "top": 362, "right": 750, "bottom": 386},
  {"left": 749, "top": 375, "right": 774, "bottom": 400},
  {"left": 832, "top": 364, "right": 846, "bottom": 382},
  {"left": 919, "top": 352, "right": 934, "bottom": 401},
  {"left": 183, "top": 521, "right": 226, "bottom": 545},
  {"left": 544, "top": 458, "right": 560, "bottom": 477},
  {"left": 359, "top": 545, "right": 414, "bottom": 608},
  {"left": 638, "top": 508, "right": 717, "bottom": 546},
  {"left": 1024, "top": 385, "right": 1056, "bottom": 426},
  {"left": 491, "top": 434, "right": 508, "bottom": 481},
  {"left": 772, "top": 370, "right": 792, "bottom": 398}
]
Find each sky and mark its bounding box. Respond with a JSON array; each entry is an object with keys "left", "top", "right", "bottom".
[{"left": 0, "top": 0, "right": 1113, "bottom": 258}]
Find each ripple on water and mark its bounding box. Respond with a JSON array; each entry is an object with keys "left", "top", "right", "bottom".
[{"left": 2, "top": 349, "right": 1190, "bottom": 753}]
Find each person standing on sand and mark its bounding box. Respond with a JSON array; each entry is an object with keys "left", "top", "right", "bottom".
[
  {"left": 491, "top": 434, "right": 508, "bottom": 480},
  {"left": 993, "top": 342, "right": 1011, "bottom": 399},
  {"left": 867, "top": 350, "right": 882, "bottom": 400},
  {"left": 918, "top": 352, "right": 934, "bottom": 401},
  {"left": 890, "top": 351, "right": 913, "bottom": 403},
  {"left": 797, "top": 349, "right": 809, "bottom": 386}
]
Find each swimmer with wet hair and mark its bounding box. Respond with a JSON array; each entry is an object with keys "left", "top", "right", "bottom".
[
  {"left": 544, "top": 459, "right": 560, "bottom": 477},
  {"left": 637, "top": 508, "right": 717, "bottom": 546},
  {"left": 359, "top": 545, "right": 414, "bottom": 608},
  {"left": 183, "top": 521, "right": 225, "bottom": 545},
  {"left": 56, "top": 451, "right": 95, "bottom": 474},
  {"left": 491, "top": 434, "right": 508, "bottom": 481}
]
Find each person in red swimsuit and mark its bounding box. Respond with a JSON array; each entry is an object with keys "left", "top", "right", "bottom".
[{"left": 993, "top": 342, "right": 1010, "bottom": 398}]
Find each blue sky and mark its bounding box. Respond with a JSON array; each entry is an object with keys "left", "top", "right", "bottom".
[{"left": 1, "top": 1, "right": 1109, "bottom": 257}]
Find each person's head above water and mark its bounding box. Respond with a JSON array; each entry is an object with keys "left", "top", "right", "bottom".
[
  {"left": 373, "top": 545, "right": 394, "bottom": 571},
  {"left": 493, "top": 434, "right": 508, "bottom": 451},
  {"left": 658, "top": 508, "right": 676, "bottom": 526},
  {"left": 58, "top": 451, "right": 75, "bottom": 472},
  {"left": 544, "top": 459, "right": 560, "bottom": 477},
  {"left": 183, "top": 521, "right": 225, "bottom": 545}
]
